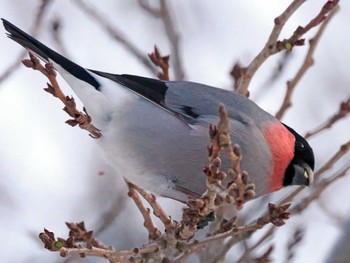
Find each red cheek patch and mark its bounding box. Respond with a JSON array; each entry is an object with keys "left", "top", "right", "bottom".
[{"left": 263, "top": 122, "right": 295, "bottom": 193}]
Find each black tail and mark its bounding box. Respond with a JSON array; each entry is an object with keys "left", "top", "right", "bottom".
[{"left": 2, "top": 19, "right": 100, "bottom": 90}]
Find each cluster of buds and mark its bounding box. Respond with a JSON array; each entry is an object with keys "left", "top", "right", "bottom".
[{"left": 179, "top": 104, "right": 256, "bottom": 238}]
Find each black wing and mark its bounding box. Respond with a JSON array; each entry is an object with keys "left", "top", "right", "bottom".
[{"left": 90, "top": 71, "right": 168, "bottom": 107}]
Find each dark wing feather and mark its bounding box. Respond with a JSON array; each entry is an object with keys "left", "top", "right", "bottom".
[
  {"left": 89, "top": 72, "right": 168, "bottom": 107},
  {"left": 87, "top": 72, "right": 275, "bottom": 127}
]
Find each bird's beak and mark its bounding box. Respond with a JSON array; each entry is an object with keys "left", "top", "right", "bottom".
[{"left": 292, "top": 162, "right": 314, "bottom": 186}]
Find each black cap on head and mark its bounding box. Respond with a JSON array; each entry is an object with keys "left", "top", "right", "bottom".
[{"left": 282, "top": 124, "right": 315, "bottom": 187}]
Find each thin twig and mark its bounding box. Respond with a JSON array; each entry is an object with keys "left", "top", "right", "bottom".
[
  {"left": 138, "top": 0, "right": 163, "bottom": 17},
  {"left": 59, "top": 241, "right": 160, "bottom": 263},
  {"left": 173, "top": 203, "right": 290, "bottom": 262},
  {"left": 209, "top": 236, "right": 240, "bottom": 263},
  {"left": 291, "top": 164, "right": 350, "bottom": 215},
  {"left": 127, "top": 181, "right": 175, "bottom": 234},
  {"left": 275, "top": 4, "right": 339, "bottom": 120},
  {"left": 39, "top": 222, "right": 161, "bottom": 263},
  {"left": 158, "top": 0, "right": 185, "bottom": 80},
  {"left": 22, "top": 53, "right": 102, "bottom": 138},
  {"left": 236, "top": 226, "right": 276, "bottom": 263},
  {"left": 278, "top": 140, "right": 350, "bottom": 205},
  {"left": 148, "top": 46, "right": 170, "bottom": 80},
  {"left": 254, "top": 245, "right": 274, "bottom": 262},
  {"left": 285, "top": 227, "right": 305, "bottom": 263},
  {"left": 94, "top": 192, "right": 127, "bottom": 236},
  {"left": 126, "top": 180, "right": 162, "bottom": 240},
  {"left": 315, "top": 140, "right": 350, "bottom": 179},
  {"left": 252, "top": 52, "right": 292, "bottom": 101},
  {"left": 235, "top": 0, "right": 307, "bottom": 96},
  {"left": 277, "top": 0, "right": 339, "bottom": 50},
  {"left": 49, "top": 18, "right": 70, "bottom": 57},
  {"left": 73, "top": 0, "right": 157, "bottom": 75},
  {"left": 236, "top": 0, "right": 339, "bottom": 97},
  {"left": 0, "top": 0, "right": 52, "bottom": 84},
  {"left": 139, "top": 0, "right": 185, "bottom": 80},
  {"left": 305, "top": 97, "right": 350, "bottom": 139},
  {"left": 316, "top": 198, "right": 345, "bottom": 225}
]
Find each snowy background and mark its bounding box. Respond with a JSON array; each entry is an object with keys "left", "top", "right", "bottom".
[{"left": 0, "top": 0, "right": 349, "bottom": 262}]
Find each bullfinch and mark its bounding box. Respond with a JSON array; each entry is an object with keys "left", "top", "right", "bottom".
[{"left": 2, "top": 19, "right": 314, "bottom": 202}]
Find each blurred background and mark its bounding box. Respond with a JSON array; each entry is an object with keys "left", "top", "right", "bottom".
[{"left": 0, "top": 0, "right": 349, "bottom": 262}]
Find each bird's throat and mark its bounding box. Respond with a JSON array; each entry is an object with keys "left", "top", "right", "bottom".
[{"left": 263, "top": 122, "right": 295, "bottom": 193}]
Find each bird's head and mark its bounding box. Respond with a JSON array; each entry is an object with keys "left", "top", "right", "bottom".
[
  {"left": 282, "top": 124, "right": 315, "bottom": 187},
  {"left": 262, "top": 122, "right": 315, "bottom": 193}
]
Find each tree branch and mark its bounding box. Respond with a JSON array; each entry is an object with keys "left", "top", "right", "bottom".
[
  {"left": 148, "top": 46, "right": 170, "bottom": 80},
  {"left": 236, "top": 0, "right": 339, "bottom": 97},
  {"left": 0, "top": 0, "right": 52, "bottom": 84},
  {"left": 235, "top": 0, "right": 307, "bottom": 96},
  {"left": 278, "top": 139, "right": 350, "bottom": 205},
  {"left": 275, "top": 3, "right": 339, "bottom": 120},
  {"left": 139, "top": 0, "right": 185, "bottom": 80},
  {"left": 73, "top": 0, "right": 157, "bottom": 75},
  {"left": 291, "top": 164, "right": 350, "bottom": 215},
  {"left": 315, "top": 140, "right": 350, "bottom": 179},
  {"left": 305, "top": 97, "right": 350, "bottom": 139},
  {"left": 126, "top": 180, "right": 162, "bottom": 241},
  {"left": 22, "top": 53, "right": 102, "bottom": 138}
]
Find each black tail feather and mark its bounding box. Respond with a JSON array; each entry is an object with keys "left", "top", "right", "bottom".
[{"left": 2, "top": 18, "right": 100, "bottom": 90}]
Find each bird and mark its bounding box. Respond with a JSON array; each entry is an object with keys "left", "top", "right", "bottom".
[{"left": 2, "top": 19, "right": 314, "bottom": 203}]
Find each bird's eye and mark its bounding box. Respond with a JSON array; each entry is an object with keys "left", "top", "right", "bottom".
[{"left": 296, "top": 141, "right": 305, "bottom": 151}]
